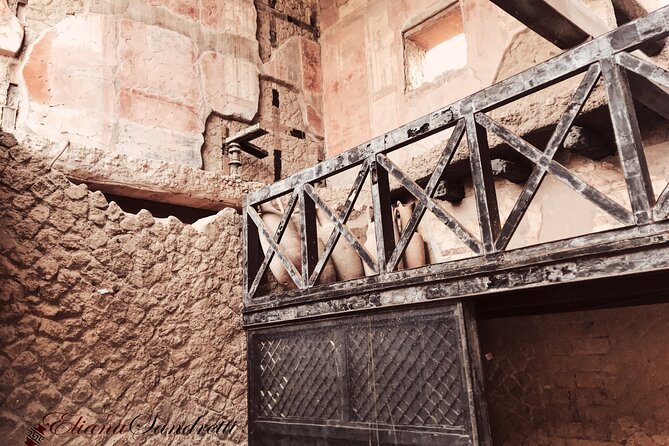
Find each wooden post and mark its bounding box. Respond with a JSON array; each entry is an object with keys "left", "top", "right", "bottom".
[
  {"left": 465, "top": 113, "right": 501, "bottom": 254},
  {"left": 299, "top": 185, "right": 318, "bottom": 286},
  {"left": 371, "top": 158, "right": 396, "bottom": 273},
  {"left": 243, "top": 202, "right": 262, "bottom": 304},
  {"left": 601, "top": 57, "right": 655, "bottom": 224}
]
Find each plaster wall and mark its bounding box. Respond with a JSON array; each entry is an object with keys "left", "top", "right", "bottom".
[
  {"left": 318, "top": 0, "right": 625, "bottom": 162},
  {"left": 319, "top": 0, "right": 525, "bottom": 157}
]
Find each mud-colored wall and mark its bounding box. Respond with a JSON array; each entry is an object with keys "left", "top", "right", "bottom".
[{"left": 0, "top": 134, "right": 247, "bottom": 445}]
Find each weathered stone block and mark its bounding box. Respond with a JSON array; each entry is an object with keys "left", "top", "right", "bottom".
[{"left": 200, "top": 50, "right": 260, "bottom": 122}]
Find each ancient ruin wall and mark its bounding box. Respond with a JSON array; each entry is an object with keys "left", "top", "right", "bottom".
[
  {"left": 0, "top": 0, "right": 325, "bottom": 207},
  {"left": 0, "top": 135, "right": 247, "bottom": 445}
]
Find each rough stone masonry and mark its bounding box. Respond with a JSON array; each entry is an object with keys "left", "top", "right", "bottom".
[{"left": 0, "top": 134, "right": 247, "bottom": 445}]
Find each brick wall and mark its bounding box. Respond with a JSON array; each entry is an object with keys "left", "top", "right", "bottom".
[{"left": 480, "top": 304, "right": 669, "bottom": 446}]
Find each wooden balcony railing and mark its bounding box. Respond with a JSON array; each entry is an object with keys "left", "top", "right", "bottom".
[{"left": 243, "top": 6, "right": 669, "bottom": 309}]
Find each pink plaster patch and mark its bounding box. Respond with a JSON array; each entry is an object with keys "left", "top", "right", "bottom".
[
  {"left": 150, "top": 0, "right": 198, "bottom": 21},
  {"left": 200, "top": 0, "right": 256, "bottom": 38},
  {"left": 301, "top": 38, "right": 322, "bottom": 94},
  {"left": 21, "top": 10, "right": 261, "bottom": 168},
  {"left": 21, "top": 15, "right": 210, "bottom": 167},
  {"left": 306, "top": 104, "right": 324, "bottom": 137},
  {"left": 119, "top": 88, "right": 202, "bottom": 134},
  {"left": 22, "top": 29, "right": 53, "bottom": 104},
  {"left": 117, "top": 19, "right": 201, "bottom": 106}
]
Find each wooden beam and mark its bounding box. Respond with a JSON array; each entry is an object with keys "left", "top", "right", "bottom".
[
  {"left": 243, "top": 205, "right": 262, "bottom": 306},
  {"left": 386, "top": 120, "right": 470, "bottom": 270},
  {"left": 458, "top": 302, "right": 493, "bottom": 446},
  {"left": 304, "top": 183, "right": 378, "bottom": 279},
  {"left": 476, "top": 112, "right": 634, "bottom": 226},
  {"left": 616, "top": 51, "right": 669, "bottom": 90},
  {"left": 371, "top": 159, "right": 396, "bottom": 273},
  {"left": 496, "top": 64, "right": 601, "bottom": 250},
  {"left": 610, "top": 0, "right": 665, "bottom": 56},
  {"left": 491, "top": 0, "right": 669, "bottom": 117},
  {"left": 615, "top": 52, "right": 669, "bottom": 121},
  {"left": 247, "top": 193, "right": 304, "bottom": 296},
  {"left": 654, "top": 184, "right": 669, "bottom": 221},
  {"left": 376, "top": 151, "right": 481, "bottom": 270},
  {"left": 306, "top": 161, "right": 376, "bottom": 285},
  {"left": 489, "top": 0, "right": 608, "bottom": 48},
  {"left": 243, "top": 222, "right": 669, "bottom": 324},
  {"left": 488, "top": 0, "right": 590, "bottom": 48},
  {"left": 299, "top": 185, "right": 318, "bottom": 286},
  {"left": 544, "top": 0, "right": 611, "bottom": 36}
]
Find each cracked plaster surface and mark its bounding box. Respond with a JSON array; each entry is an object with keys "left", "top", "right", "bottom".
[{"left": 19, "top": 0, "right": 260, "bottom": 168}]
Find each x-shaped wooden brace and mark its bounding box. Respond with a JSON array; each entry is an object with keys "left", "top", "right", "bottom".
[
  {"left": 480, "top": 63, "right": 606, "bottom": 250},
  {"left": 303, "top": 160, "right": 378, "bottom": 286},
  {"left": 475, "top": 64, "right": 635, "bottom": 253},
  {"left": 247, "top": 190, "right": 304, "bottom": 296},
  {"left": 616, "top": 52, "right": 669, "bottom": 221},
  {"left": 376, "top": 119, "right": 482, "bottom": 272}
]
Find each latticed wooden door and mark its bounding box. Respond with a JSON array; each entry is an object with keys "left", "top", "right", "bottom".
[{"left": 247, "top": 303, "right": 489, "bottom": 445}]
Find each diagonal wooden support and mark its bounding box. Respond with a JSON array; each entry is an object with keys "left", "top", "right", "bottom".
[
  {"left": 616, "top": 52, "right": 669, "bottom": 88},
  {"left": 496, "top": 63, "right": 601, "bottom": 250},
  {"left": 304, "top": 183, "right": 378, "bottom": 284},
  {"left": 476, "top": 113, "right": 634, "bottom": 226},
  {"left": 654, "top": 185, "right": 669, "bottom": 221},
  {"left": 247, "top": 192, "right": 302, "bottom": 296},
  {"left": 465, "top": 113, "right": 500, "bottom": 254},
  {"left": 627, "top": 73, "right": 669, "bottom": 122},
  {"left": 305, "top": 161, "right": 373, "bottom": 285},
  {"left": 601, "top": 57, "right": 655, "bottom": 224},
  {"left": 613, "top": 52, "right": 669, "bottom": 121},
  {"left": 302, "top": 160, "right": 376, "bottom": 285},
  {"left": 386, "top": 120, "right": 469, "bottom": 271},
  {"left": 299, "top": 185, "right": 318, "bottom": 286},
  {"left": 376, "top": 153, "right": 481, "bottom": 269},
  {"left": 616, "top": 51, "right": 669, "bottom": 91}
]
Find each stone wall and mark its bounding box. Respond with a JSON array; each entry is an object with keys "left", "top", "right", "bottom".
[
  {"left": 0, "top": 0, "right": 326, "bottom": 207},
  {"left": 19, "top": 0, "right": 260, "bottom": 168},
  {"left": 0, "top": 134, "right": 248, "bottom": 445},
  {"left": 480, "top": 303, "right": 669, "bottom": 445}
]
